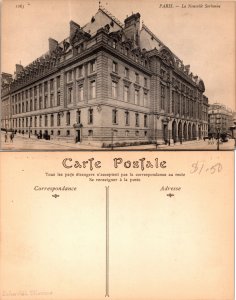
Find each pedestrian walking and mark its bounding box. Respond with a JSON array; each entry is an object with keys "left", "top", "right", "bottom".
[
  {"left": 5, "top": 132, "right": 8, "bottom": 143},
  {"left": 10, "top": 132, "right": 14, "bottom": 143}
]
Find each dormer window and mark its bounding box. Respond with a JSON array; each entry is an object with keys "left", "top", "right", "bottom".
[
  {"left": 112, "top": 40, "right": 117, "bottom": 49},
  {"left": 160, "top": 69, "right": 165, "bottom": 78}
]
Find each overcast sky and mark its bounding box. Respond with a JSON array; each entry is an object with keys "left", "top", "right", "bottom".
[{"left": 2, "top": 0, "right": 235, "bottom": 110}]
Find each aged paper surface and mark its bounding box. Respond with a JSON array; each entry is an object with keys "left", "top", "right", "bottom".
[
  {"left": 0, "top": 151, "right": 234, "bottom": 300},
  {"left": 1, "top": 0, "right": 235, "bottom": 299},
  {"left": 1, "top": 0, "right": 235, "bottom": 150}
]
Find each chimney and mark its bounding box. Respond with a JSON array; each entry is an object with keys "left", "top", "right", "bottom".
[
  {"left": 48, "top": 38, "right": 58, "bottom": 53},
  {"left": 15, "top": 64, "right": 24, "bottom": 75},
  {"left": 70, "top": 20, "right": 80, "bottom": 37},
  {"left": 124, "top": 12, "right": 141, "bottom": 47}
]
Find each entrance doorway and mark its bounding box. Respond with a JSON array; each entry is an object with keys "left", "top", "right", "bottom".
[{"left": 76, "top": 130, "right": 81, "bottom": 143}]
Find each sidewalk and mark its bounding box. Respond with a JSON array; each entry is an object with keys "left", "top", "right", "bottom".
[
  {"left": 1, "top": 132, "right": 234, "bottom": 150},
  {"left": 17, "top": 135, "right": 203, "bottom": 150}
]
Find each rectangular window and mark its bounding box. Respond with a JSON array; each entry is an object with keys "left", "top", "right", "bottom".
[
  {"left": 68, "top": 87, "right": 73, "bottom": 104},
  {"left": 134, "top": 90, "right": 139, "bottom": 105},
  {"left": 124, "top": 86, "right": 129, "bottom": 102},
  {"left": 44, "top": 95, "right": 47, "bottom": 108},
  {"left": 57, "top": 114, "right": 61, "bottom": 126},
  {"left": 90, "top": 60, "right": 96, "bottom": 73},
  {"left": 161, "top": 86, "right": 165, "bottom": 110},
  {"left": 78, "top": 65, "right": 84, "bottom": 77},
  {"left": 144, "top": 92, "right": 148, "bottom": 107},
  {"left": 50, "top": 79, "right": 54, "bottom": 91},
  {"left": 88, "top": 108, "right": 93, "bottom": 124},
  {"left": 57, "top": 91, "right": 60, "bottom": 106},
  {"left": 79, "top": 85, "right": 84, "bottom": 101},
  {"left": 39, "top": 97, "right": 42, "bottom": 110},
  {"left": 45, "top": 115, "right": 48, "bottom": 126},
  {"left": 39, "top": 84, "right": 42, "bottom": 94},
  {"left": 67, "top": 71, "right": 73, "bottom": 82},
  {"left": 76, "top": 110, "right": 81, "bottom": 124},
  {"left": 56, "top": 76, "right": 60, "bottom": 88},
  {"left": 135, "top": 73, "right": 139, "bottom": 83},
  {"left": 125, "top": 111, "right": 129, "bottom": 126},
  {"left": 44, "top": 82, "right": 48, "bottom": 92},
  {"left": 112, "top": 61, "right": 118, "bottom": 73},
  {"left": 144, "top": 115, "right": 148, "bottom": 127},
  {"left": 39, "top": 116, "right": 42, "bottom": 127},
  {"left": 90, "top": 80, "right": 96, "bottom": 99},
  {"left": 135, "top": 113, "right": 139, "bottom": 127},
  {"left": 124, "top": 67, "right": 129, "bottom": 78},
  {"left": 50, "top": 94, "right": 54, "bottom": 107},
  {"left": 112, "top": 109, "right": 118, "bottom": 124},
  {"left": 50, "top": 114, "right": 54, "bottom": 127},
  {"left": 177, "top": 94, "right": 180, "bottom": 114},
  {"left": 144, "top": 77, "right": 147, "bottom": 87},
  {"left": 112, "top": 81, "right": 118, "bottom": 98},
  {"left": 66, "top": 112, "right": 70, "bottom": 125},
  {"left": 34, "top": 116, "right": 37, "bottom": 127}
]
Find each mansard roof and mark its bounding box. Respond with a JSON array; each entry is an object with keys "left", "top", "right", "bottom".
[
  {"left": 8, "top": 6, "right": 206, "bottom": 93},
  {"left": 140, "top": 22, "right": 205, "bottom": 89}
]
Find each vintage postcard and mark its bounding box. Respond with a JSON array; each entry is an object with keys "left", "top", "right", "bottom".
[
  {"left": 1, "top": 0, "right": 235, "bottom": 150},
  {"left": 0, "top": 151, "right": 234, "bottom": 299},
  {"left": 0, "top": 1, "right": 235, "bottom": 300}
]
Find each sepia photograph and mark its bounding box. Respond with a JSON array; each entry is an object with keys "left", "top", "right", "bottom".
[{"left": 1, "top": 0, "right": 235, "bottom": 150}]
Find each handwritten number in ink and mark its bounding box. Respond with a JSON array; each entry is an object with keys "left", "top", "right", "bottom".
[
  {"left": 190, "top": 161, "right": 204, "bottom": 174},
  {"left": 209, "top": 163, "right": 222, "bottom": 174},
  {"left": 190, "top": 161, "right": 222, "bottom": 175}
]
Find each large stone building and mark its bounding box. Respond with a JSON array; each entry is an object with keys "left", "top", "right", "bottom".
[
  {"left": 1, "top": 73, "right": 13, "bottom": 130},
  {"left": 208, "top": 103, "right": 233, "bottom": 136},
  {"left": 1, "top": 6, "right": 209, "bottom": 146}
]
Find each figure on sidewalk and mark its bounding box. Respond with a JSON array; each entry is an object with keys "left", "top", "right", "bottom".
[
  {"left": 5, "top": 132, "right": 8, "bottom": 143},
  {"left": 10, "top": 132, "right": 14, "bottom": 143}
]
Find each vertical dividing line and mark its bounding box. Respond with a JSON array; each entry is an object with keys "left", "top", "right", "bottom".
[{"left": 105, "top": 186, "right": 109, "bottom": 297}]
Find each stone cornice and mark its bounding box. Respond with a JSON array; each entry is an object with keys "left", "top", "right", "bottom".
[{"left": 110, "top": 73, "right": 121, "bottom": 82}]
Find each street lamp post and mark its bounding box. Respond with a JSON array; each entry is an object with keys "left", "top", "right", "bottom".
[
  {"left": 216, "top": 116, "right": 221, "bottom": 151},
  {"left": 216, "top": 127, "right": 220, "bottom": 151}
]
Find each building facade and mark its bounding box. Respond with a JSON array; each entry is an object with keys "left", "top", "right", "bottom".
[
  {"left": 1, "top": 73, "right": 13, "bottom": 130},
  {"left": 2, "top": 7, "right": 209, "bottom": 146},
  {"left": 208, "top": 103, "right": 233, "bottom": 136}
]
